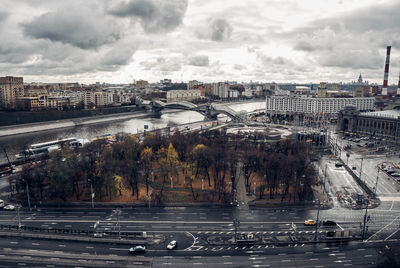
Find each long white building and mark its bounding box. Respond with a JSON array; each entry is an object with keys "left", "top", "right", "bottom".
[{"left": 266, "top": 95, "right": 375, "bottom": 115}]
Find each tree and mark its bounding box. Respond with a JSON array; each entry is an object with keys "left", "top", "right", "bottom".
[
  {"left": 167, "top": 143, "right": 179, "bottom": 184},
  {"left": 141, "top": 147, "right": 153, "bottom": 195},
  {"left": 46, "top": 147, "right": 78, "bottom": 201},
  {"left": 191, "top": 144, "right": 212, "bottom": 187},
  {"left": 114, "top": 175, "right": 124, "bottom": 196}
]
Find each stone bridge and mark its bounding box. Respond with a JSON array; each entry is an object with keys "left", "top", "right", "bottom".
[{"left": 135, "top": 97, "right": 245, "bottom": 122}]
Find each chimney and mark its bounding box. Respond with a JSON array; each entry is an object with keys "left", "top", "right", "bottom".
[
  {"left": 382, "top": 46, "right": 391, "bottom": 99},
  {"left": 397, "top": 72, "right": 400, "bottom": 96}
]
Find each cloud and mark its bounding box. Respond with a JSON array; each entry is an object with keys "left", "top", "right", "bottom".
[
  {"left": 140, "top": 57, "right": 182, "bottom": 72},
  {"left": 109, "top": 0, "right": 188, "bottom": 33},
  {"left": 0, "top": 11, "right": 8, "bottom": 23},
  {"left": 22, "top": 9, "right": 121, "bottom": 50},
  {"left": 187, "top": 55, "right": 209, "bottom": 66},
  {"left": 210, "top": 19, "right": 233, "bottom": 41},
  {"left": 195, "top": 18, "right": 233, "bottom": 42}
]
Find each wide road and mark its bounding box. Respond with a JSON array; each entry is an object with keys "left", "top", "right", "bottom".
[{"left": 0, "top": 235, "right": 391, "bottom": 267}]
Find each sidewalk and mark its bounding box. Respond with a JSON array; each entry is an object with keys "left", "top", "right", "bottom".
[{"left": 235, "top": 162, "right": 256, "bottom": 209}]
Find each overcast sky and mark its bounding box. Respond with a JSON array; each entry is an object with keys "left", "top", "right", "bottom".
[{"left": 1, "top": 0, "right": 400, "bottom": 84}]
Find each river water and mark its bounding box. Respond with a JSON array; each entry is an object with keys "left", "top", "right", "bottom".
[{"left": 0, "top": 101, "right": 265, "bottom": 162}]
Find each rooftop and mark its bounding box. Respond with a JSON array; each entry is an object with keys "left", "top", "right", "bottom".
[{"left": 361, "top": 109, "right": 400, "bottom": 119}]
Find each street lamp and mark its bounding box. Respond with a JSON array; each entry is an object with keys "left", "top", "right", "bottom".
[
  {"left": 253, "top": 182, "right": 256, "bottom": 195},
  {"left": 113, "top": 209, "right": 121, "bottom": 240},
  {"left": 233, "top": 219, "right": 240, "bottom": 244},
  {"left": 21, "top": 179, "right": 31, "bottom": 211},
  {"left": 202, "top": 179, "right": 204, "bottom": 190},
  {"left": 170, "top": 177, "right": 173, "bottom": 189},
  {"left": 88, "top": 179, "right": 94, "bottom": 209},
  {"left": 314, "top": 199, "right": 321, "bottom": 241}
]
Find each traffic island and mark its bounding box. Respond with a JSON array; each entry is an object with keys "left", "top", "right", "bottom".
[{"left": 0, "top": 229, "right": 165, "bottom": 246}]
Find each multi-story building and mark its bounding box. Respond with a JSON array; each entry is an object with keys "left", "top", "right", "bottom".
[
  {"left": 166, "top": 89, "right": 201, "bottom": 103},
  {"left": 0, "top": 76, "right": 24, "bottom": 109},
  {"left": 338, "top": 106, "right": 400, "bottom": 141},
  {"left": 187, "top": 80, "right": 200, "bottom": 90},
  {"left": 211, "top": 82, "right": 229, "bottom": 98},
  {"left": 84, "top": 90, "right": 112, "bottom": 108},
  {"left": 266, "top": 95, "right": 375, "bottom": 116},
  {"left": 136, "top": 80, "right": 149, "bottom": 89}
]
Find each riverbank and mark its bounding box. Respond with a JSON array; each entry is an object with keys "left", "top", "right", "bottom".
[{"left": 0, "top": 110, "right": 152, "bottom": 137}]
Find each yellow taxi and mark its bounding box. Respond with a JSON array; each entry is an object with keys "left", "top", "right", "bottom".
[{"left": 304, "top": 219, "right": 316, "bottom": 226}]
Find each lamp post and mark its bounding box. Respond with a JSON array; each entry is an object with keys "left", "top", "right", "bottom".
[
  {"left": 170, "top": 177, "right": 173, "bottom": 189},
  {"left": 253, "top": 182, "right": 256, "bottom": 195},
  {"left": 202, "top": 179, "right": 204, "bottom": 190},
  {"left": 21, "top": 179, "right": 31, "bottom": 211},
  {"left": 233, "top": 219, "right": 240, "bottom": 244},
  {"left": 88, "top": 179, "right": 94, "bottom": 209},
  {"left": 314, "top": 199, "right": 320, "bottom": 241},
  {"left": 374, "top": 168, "right": 380, "bottom": 196},
  {"left": 361, "top": 200, "right": 369, "bottom": 241},
  {"left": 113, "top": 209, "right": 121, "bottom": 240},
  {"left": 17, "top": 204, "right": 21, "bottom": 230}
]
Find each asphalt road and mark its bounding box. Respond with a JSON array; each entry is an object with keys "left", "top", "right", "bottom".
[{"left": 0, "top": 235, "right": 389, "bottom": 267}]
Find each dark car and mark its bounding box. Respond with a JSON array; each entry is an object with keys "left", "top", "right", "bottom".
[
  {"left": 322, "top": 220, "right": 337, "bottom": 226},
  {"left": 129, "top": 245, "right": 146, "bottom": 255}
]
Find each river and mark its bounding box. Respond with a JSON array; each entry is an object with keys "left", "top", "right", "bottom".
[{"left": 0, "top": 101, "right": 265, "bottom": 162}]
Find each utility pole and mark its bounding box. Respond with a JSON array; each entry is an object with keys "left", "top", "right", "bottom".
[
  {"left": 360, "top": 157, "right": 364, "bottom": 181},
  {"left": 233, "top": 219, "right": 240, "bottom": 244},
  {"left": 374, "top": 168, "right": 380, "bottom": 196},
  {"left": 314, "top": 199, "right": 321, "bottom": 241},
  {"left": 90, "top": 180, "right": 94, "bottom": 209},
  {"left": 17, "top": 205, "right": 21, "bottom": 229},
  {"left": 362, "top": 200, "right": 369, "bottom": 241}
]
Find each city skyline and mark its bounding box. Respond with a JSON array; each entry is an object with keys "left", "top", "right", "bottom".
[{"left": 1, "top": 0, "right": 400, "bottom": 84}]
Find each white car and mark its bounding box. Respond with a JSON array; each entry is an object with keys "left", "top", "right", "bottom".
[
  {"left": 0, "top": 199, "right": 4, "bottom": 208},
  {"left": 167, "top": 240, "right": 177, "bottom": 250},
  {"left": 4, "top": 205, "right": 15, "bottom": 211}
]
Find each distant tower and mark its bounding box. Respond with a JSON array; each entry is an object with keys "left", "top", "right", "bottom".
[
  {"left": 358, "top": 73, "right": 363, "bottom": 85},
  {"left": 382, "top": 46, "right": 391, "bottom": 99},
  {"left": 397, "top": 72, "right": 400, "bottom": 96}
]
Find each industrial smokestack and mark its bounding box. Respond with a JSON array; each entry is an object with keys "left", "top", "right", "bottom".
[
  {"left": 397, "top": 72, "right": 400, "bottom": 96},
  {"left": 382, "top": 46, "right": 391, "bottom": 99}
]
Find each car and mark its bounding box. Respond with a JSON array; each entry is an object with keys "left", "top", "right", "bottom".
[
  {"left": 322, "top": 220, "right": 337, "bottom": 226},
  {"left": 304, "top": 219, "right": 316, "bottom": 226},
  {"left": 391, "top": 173, "right": 400, "bottom": 177},
  {"left": 0, "top": 199, "right": 4, "bottom": 208},
  {"left": 3, "top": 205, "right": 15, "bottom": 211},
  {"left": 94, "top": 232, "right": 107, "bottom": 238},
  {"left": 129, "top": 245, "right": 146, "bottom": 255},
  {"left": 335, "top": 162, "right": 343, "bottom": 167},
  {"left": 352, "top": 166, "right": 357, "bottom": 170},
  {"left": 167, "top": 240, "right": 177, "bottom": 250}
]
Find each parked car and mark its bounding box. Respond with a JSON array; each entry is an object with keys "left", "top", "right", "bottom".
[
  {"left": 391, "top": 173, "right": 400, "bottom": 177},
  {"left": 322, "top": 220, "right": 337, "bottom": 226},
  {"left": 129, "top": 245, "right": 146, "bottom": 255},
  {"left": 167, "top": 240, "right": 177, "bottom": 250},
  {"left": 0, "top": 199, "right": 4, "bottom": 208},
  {"left": 352, "top": 166, "right": 357, "bottom": 170},
  {"left": 304, "top": 219, "right": 316, "bottom": 226},
  {"left": 3, "top": 205, "right": 15, "bottom": 211}
]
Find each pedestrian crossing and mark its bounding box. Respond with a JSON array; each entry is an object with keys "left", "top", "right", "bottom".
[
  {"left": 196, "top": 230, "right": 327, "bottom": 235},
  {"left": 184, "top": 244, "right": 307, "bottom": 252}
]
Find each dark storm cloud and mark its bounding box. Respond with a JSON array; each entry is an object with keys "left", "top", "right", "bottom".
[
  {"left": 0, "top": 11, "right": 8, "bottom": 23},
  {"left": 109, "top": 0, "right": 188, "bottom": 33},
  {"left": 285, "top": 1, "right": 400, "bottom": 72},
  {"left": 187, "top": 55, "right": 209, "bottom": 67},
  {"left": 22, "top": 9, "right": 121, "bottom": 50},
  {"left": 210, "top": 19, "right": 232, "bottom": 41}
]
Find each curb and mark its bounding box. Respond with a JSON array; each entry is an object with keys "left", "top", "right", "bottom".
[{"left": 0, "top": 231, "right": 163, "bottom": 246}]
